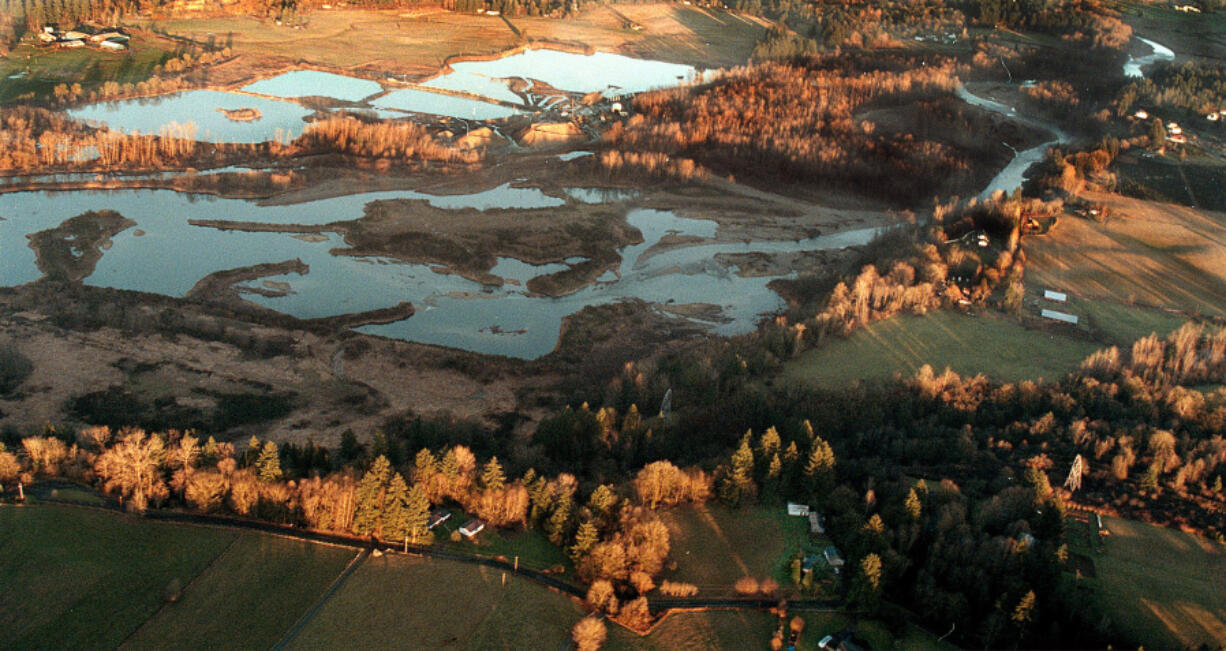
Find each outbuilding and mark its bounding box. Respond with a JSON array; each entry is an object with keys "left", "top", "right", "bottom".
[
  {"left": 427, "top": 508, "right": 451, "bottom": 530},
  {"left": 823, "top": 545, "right": 845, "bottom": 569},
  {"left": 459, "top": 518, "right": 485, "bottom": 538}
]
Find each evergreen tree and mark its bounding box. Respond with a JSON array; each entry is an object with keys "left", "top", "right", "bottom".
[
  {"left": 587, "top": 484, "right": 617, "bottom": 524},
  {"left": 353, "top": 455, "right": 393, "bottom": 537},
  {"left": 719, "top": 433, "right": 756, "bottom": 506},
  {"left": 405, "top": 483, "right": 431, "bottom": 543},
  {"left": 256, "top": 440, "right": 282, "bottom": 483},
  {"left": 905, "top": 488, "right": 922, "bottom": 521},
  {"left": 849, "top": 553, "right": 883, "bottom": 614},
  {"left": 570, "top": 520, "right": 599, "bottom": 563},
  {"left": 480, "top": 456, "right": 506, "bottom": 492},
  {"left": 440, "top": 448, "right": 461, "bottom": 479},
  {"left": 413, "top": 448, "right": 437, "bottom": 483},
  {"left": 547, "top": 493, "right": 573, "bottom": 545},
  {"left": 339, "top": 429, "right": 363, "bottom": 464},
  {"left": 245, "top": 435, "right": 260, "bottom": 466},
  {"left": 804, "top": 436, "right": 836, "bottom": 498},
  {"left": 383, "top": 472, "right": 411, "bottom": 541},
  {"left": 527, "top": 475, "right": 551, "bottom": 528}
]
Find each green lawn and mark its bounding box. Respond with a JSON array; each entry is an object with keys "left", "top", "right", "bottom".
[
  {"left": 0, "top": 34, "right": 176, "bottom": 104},
  {"left": 44, "top": 486, "right": 107, "bottom": 504},
  {"left": 608, "top": 609, "right": 954, "bottom": 650},
  {"left": 784, "top": 310, "right": 1102, "bottom": 387},
  {"left": 124, "top": 533, "right": 357, "bottom": 650},
  {"left": 288, "top": 553, "right": 586, "bottom": 649},
  {"left": 1072, "top": 296, "right": 1187, "bottom": 347},
  {"left": 607, "top": 609, "right": 778, "bottom": 650},
  {"left": 656, "top": 504, "right": 813, "bottom": 593},
  {"left": 1092, "top": 516, "right": 1226, "bottom": 649},
  {"left": 0, "top": 505, "right": 236, "bottom": 649},
  {"left": 430, "top": 511, "right": 569, "bottom": 572}
]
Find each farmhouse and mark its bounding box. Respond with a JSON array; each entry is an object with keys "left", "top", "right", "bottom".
[
  {"left": 459, "top": 518, "right": 485, "bottom": 538},
  {"left": 801, "top": 553, "right": 822, "bottom": 579},
  {"left": 809, "top": 511, "right": 826, "bottom": 534},
  {"left": 99, "top": 39, "right": 127, "bottom": 51},
  {"left": 427, "top": 508, "right": 451, "bottom": 530},
  {"left": 787, "top": 502, "right": 810, "bottom": 516}
]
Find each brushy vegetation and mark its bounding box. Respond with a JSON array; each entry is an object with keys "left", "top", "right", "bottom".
[
  {"left": 0, "top": 341, "right": 33, "bottom": 394},
  {"left": 602, "top": 54, "right": 971, "bottom": 203}
]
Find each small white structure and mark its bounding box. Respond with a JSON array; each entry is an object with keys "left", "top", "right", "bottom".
[
  {"left": 1041, "top": 309, "right": 1079, "bottom": 324},
  {"left": 99, "top": 40, "right": 126, "bottom": 51},
  {"left": 459, "top": 518, "right": 485, "bottom": 538},
  {"left": 1043, "top": 290, "right": 1068, "bottom": 302},
  {"left": 1208, "top": 113, "right": 1220, "bottom": 122},
  {"left": 1134, "top": 109, "right": 1149, "bottom": 120},
  {"left": 1175, "top": 4, "right": 1201, "bottom": 12},
  {"left": 787, "top": 502, "right": 810, "bottom": 517},
  {"left": 809, "top": 512, "right": 826, "bottom": 534},
  {"left": 59, "top": 39, "right": 85, "bottom": 48}
]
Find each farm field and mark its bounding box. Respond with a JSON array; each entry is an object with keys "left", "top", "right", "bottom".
[
  {"left": 1026, "top": 191, "right": 1226, "bottom": 317},
  {"left": 287, "top": 552, "right": 586, "bottom": 649},
  {"left": 133, "top": 3, "right": 765, "bottom": 80},
  {"left": 0, "top": 504, "right": 236, "bottom": 649},
  {"left": 656, "top": 504, "right": 812, "bottom": 592},
  {"left": 783, "top": 310, "right": 1102, "bottom": 387},
  {"left": 430, "top": 509, "right": 570, "bottom": 572},
  {"left": 124, "top": 533, "right": 357, "bottom": 650},
  {"left": 1093, "top": 516, "right": 1226, "bottom": 649}
]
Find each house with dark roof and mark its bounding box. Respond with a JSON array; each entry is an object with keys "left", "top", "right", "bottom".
[
  {"left": 427, "top": 508, "right": 451, "bottom": 530},
  {"left": 459, "top": 518, "right": 485, "bottom": 538}
]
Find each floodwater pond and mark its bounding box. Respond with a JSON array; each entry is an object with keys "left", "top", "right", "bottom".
[
  {"left": 67, "top": 90, "right": 315, "bottom": 143},
  {"left": 1, "top": 187, "right": 877, "bottom": 358},
  {"left": 1124, "top": 37, "right": 1175, "bottom": 78},
  {"left": 370, "top": 88, "right": 522, "bottom": 120},
  {"left": 241, "top": 70, "right": 385, "bottom": 102},
  {"left": 423, "top": 49, "right": 698, "bottom": 101}
]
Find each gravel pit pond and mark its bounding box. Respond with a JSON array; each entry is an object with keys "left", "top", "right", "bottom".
[{"left": 0, "top": 187, "right": 880, "bottom": 358}]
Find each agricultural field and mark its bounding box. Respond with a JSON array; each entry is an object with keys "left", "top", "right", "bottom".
[
  {"left": 1092, "top": 516, "right": 1226, "bottom": 650},
  {"left": 0, "top": 504, "right": 237, "bottom": 649},
  {"left": 1026, "top": 191, "right": 1226, "bottom": 317},
  {"left": 655, "top": 504, "right": 814, "bottom": 592},
  {"left": 133, "top": 3, "right": 766, "bottom": 80},
  {"left": 287, "top": 552, "right": 586, "bottom": 649},
  {"left": 783, "top": 310, "right": 1103, "bottom": 388},
  {"left": 124, "top": 533, "right": 357, "bottom": 650}
]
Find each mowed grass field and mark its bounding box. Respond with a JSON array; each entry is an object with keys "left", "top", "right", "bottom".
[
  {"left": 124, "top": 533, "right": 357, "bottom": 650},
  {"left": 0, "top": 505, "right": 237, "bottom": 649},
  {"left": 656, "top": 504, "right": 812, "bottom": 591},
  {"left": 1026, "top": 191, "right": 1226, "bottom": 317},
  {"left": 1095, "top": 516, "right": 1226, "bottom": 649},
  {"left": 607, "top": 609, "right": 954, "bottom": 650},
  {"left": 288, "top": 552, "right": 586, "bottom": 649},
  {"left": 783, "top": 310, "right": 1103, "bottom": 387}
]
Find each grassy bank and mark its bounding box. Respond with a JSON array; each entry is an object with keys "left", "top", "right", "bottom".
[{"left": 783, "top": 310, "right": 1102, "bottom": 387}]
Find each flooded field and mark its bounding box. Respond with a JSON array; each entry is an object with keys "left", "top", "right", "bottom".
[
  {"left": 422, "top": 49, "right": 698, "bottom": 102},
  {"left": 0, "top": 185, "right": 876, "bottom": 358},
  {"left": 63, "top": 48, "right": 700, "bottom": 143},
  {"left": 67, "top": 90, "right": 315, "bottom": 143}
]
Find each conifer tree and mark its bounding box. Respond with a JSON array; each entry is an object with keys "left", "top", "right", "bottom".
[
  {"left": 547, "top": 493, "right": 573, "bottom": 545},
  {"left": 405, "top": 483, "right": 431, "bottom": 543},
  {"left": 353, "top": 455, "right": 393, "bottom": 537},
  {"left": 256, "top": 440, "right": 282, "bottom": 483},
  {"left": 804, "top": 436, "right": 836, "bottom": 498},
  {"left": 413, "top": 448, "right": 437, "bottom": 483},
  {"left": 383, "top": 472, "right": 411, "bottom": 541},
  {"left": 720, "top": 433, "right": 756, "bottom": 506},
  {"left": 570, "top": 520, "right": 600, "bottom": 563},
  {"left": 905, "top": 488, "right": 922, "bottom": 521},
  {"left": 480, "top": 456, "right": 506, "bottom": 492}
]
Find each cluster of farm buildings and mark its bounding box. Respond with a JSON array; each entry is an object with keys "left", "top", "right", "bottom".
[{"left": 36, "top": 25, "right": 129, "bottom": 51}]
